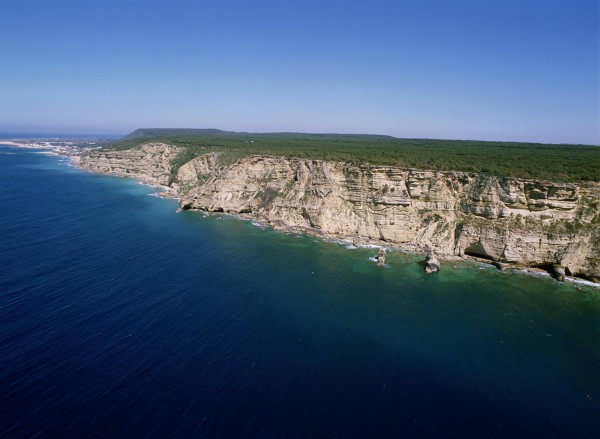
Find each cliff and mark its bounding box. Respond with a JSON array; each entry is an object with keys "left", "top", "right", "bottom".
[
  {"left": 80, "top": 144, "right": 600, "bottom": 282},
  {"left": 79, "top": 143, "right": 183, "bottom": 186}
]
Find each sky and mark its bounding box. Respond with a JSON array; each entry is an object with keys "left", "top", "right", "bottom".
[{"left": 0, "top": 0, "right": 598, "bottom": 144}]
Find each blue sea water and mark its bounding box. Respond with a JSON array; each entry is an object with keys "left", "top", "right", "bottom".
[{"left": 0, "top": 145, "right": 598, "bottom": 437}]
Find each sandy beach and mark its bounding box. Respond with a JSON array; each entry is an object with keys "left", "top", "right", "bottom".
[
  {"left": 1, "top": 140, "right": 81, "bottom": 160},
  {"left": 0, "top": 140, "right": 32, "bottom": 147}
]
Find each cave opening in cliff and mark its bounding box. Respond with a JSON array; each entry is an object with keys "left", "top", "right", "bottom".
[{"left": 464, "top": 242, "right": 493, "bottom": 260}]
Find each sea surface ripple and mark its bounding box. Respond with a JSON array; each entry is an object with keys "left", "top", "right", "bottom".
[{"left": 0, "top": 146, "right": 598, "bottom": 437}]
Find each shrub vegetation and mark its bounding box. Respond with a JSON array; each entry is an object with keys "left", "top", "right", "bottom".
[{"left": 105, "top": 129, "right": 600, "bottom": 182}]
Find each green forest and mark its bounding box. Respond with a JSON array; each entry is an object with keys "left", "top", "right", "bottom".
[{"left": 106, "top": 129, "right": 600, "bottom": 182}]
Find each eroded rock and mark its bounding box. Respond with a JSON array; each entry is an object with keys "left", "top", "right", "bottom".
[
  {"left": 550, "top": 264, "right": 566, "bottom": 282},
  {"left": 425, "top": 251, "right": 440, "bottom": 274},
  {"left": 79, "top": 143, "right": 600, "bottom": 281},
  {"left": 375, "top": 248, "right": 386, "bottom": 267}
]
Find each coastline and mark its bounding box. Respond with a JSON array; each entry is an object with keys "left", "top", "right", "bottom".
[
  {"left": 0, "top": 140, "right": 33, "bottom": 147},
  {"left": 1, "top": 142, "right": 63, "bottom": 157},
  {"left": 4, "top": 146, "right": 597, "bottom": 439},
  {"left": 1, "top": 140, "right": 86, "bottom": 161},
  {"left": 204, "top": 207, "right": 600, "bottom": 289},
  {"left": 178, "top": 190, "right": 600, "bottom": 289},
  {"left": 70, "top": 151, "right": 600, "bottom": 289}
]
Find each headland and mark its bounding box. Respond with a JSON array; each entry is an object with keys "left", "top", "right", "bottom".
[{"left": 72, "top": 129, "right": 600, "bottom": 284}]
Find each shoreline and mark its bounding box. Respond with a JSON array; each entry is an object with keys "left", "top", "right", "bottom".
[
  {"left": 0, "top": 140, "right": 34, "bottom": 148},
  {"left": 70, "top": 159, "right": 600, "bottom": 289},
  {"left": 1, "top": 140, "right": 87, "bottom": 161},
  {"left": 183, "top": 202, "right": 600, "bottom": 289}
]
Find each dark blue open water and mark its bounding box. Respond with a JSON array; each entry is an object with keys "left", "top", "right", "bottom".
[{"left": 0, "top": 145, "right": 598, "bottom": 437}]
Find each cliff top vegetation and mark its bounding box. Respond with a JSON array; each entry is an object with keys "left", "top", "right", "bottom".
[{"left": 106, "top": 129, "right": 600, "bottom": 182}]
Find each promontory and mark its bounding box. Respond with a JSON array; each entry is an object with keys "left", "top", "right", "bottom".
[{"left": 78, "top": 129, "right": 600, "bottom": 282}]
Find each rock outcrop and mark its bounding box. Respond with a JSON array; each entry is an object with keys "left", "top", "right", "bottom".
[
  {"left": 550, "top": 265, "right": 566, "bottom": 282},
  {"left": 375, "top": 248, "right": 387, "bottom": 267},
  {"left": 174, "top": 153, "right": 219, "bottom": 190},
  {"left": 79, "top": 144, "right": 600, "bottom": 282},
  {"left": 79, "top": 143, "right": 183, "bottom": 186},
  {"left": 425, "top": 253, "right": 440, "bottom": 274}
]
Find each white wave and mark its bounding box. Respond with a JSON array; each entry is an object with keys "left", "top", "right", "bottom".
[
  {"left": 565, "top": 277, "right": 600, "bottom": 289},
  {"left": 357, "top": 243, "right": 385, "bottom": 249}
]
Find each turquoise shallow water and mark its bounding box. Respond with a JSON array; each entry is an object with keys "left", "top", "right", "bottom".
[{"left": 0, "top": 145, "right": 598, "bottom": 437}]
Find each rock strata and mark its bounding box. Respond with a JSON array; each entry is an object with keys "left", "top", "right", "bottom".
[
  {"left": 79, "top": 143, "right": 183, "bottom": 186},
  {"left": 79, "top": 143, "right": 600, "bottom": 282}
]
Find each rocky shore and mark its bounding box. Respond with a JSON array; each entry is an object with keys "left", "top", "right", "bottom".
[{"left": 78, "top": 142, "right": 600, "bottom": 282}]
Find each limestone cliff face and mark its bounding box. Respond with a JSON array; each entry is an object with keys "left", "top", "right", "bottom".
[
  {"left": 79, "top": 143, "right": 183, "bottom": 186},
  {"left": 174, "top": 153, "right": 219, "bottom": 189},
  {"left": 79, "top": 144, "right": 600, "bottom": 281}
]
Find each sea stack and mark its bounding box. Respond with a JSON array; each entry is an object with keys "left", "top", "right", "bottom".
[
  {"left": 550, "top": 264, "right": 566, "bottom": 282},
  {"left": 375, "top": 248, "right": 387, "bottom": 267},
  {"left": 425, "top": 251, "right": 440, "bottom": 274}
]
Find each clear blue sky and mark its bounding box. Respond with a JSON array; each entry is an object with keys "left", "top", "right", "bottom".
[{"left": 0, "top": 0, "right": 598, "bottom": 144}]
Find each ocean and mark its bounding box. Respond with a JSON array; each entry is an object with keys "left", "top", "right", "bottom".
[{"left": 0, "top": 145, "right": 598, "bottom": 437}]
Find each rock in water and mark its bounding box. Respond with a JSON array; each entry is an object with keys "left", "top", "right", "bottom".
[
  {"left": 425, "top": 253, "right": 440, "bottom": 274},
  {"left": 375, "top": 248, "right": 387, "bottom": 267},
  {"left": 79, "top": 143, "right": 600, "bottom": 281},
  {"left": 551, "top": 264, "right": 566, "bottom": 282}
]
